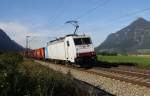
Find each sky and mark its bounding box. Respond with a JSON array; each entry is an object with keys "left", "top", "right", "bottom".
[{"left": 0, "top": 0, "right": 150, "bottom": 49}]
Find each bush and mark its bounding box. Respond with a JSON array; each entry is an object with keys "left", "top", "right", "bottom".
[
  {"left": 0, "top": 53, "right": 24, "bottom": 95},
  {"left": 0, "top": 53, "right": 80, "bottom": 96},
  {"left": 17, "top": 60, "right": 79, "bottom": 96}
]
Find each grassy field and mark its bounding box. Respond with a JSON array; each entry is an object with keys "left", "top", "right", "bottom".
[
  {"left": 97, "top": 55, "right": 150, "bottom": 69},
  {"left": 0, "top": 53, "right": 82, "bottom": 96}
]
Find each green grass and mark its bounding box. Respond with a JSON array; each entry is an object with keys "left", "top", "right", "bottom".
[
  {"left": 0, "top": 53, "right": 80, "bottom": 96},
  {"left": 97, "top": 55, "right": 150, "bottom": 69}
]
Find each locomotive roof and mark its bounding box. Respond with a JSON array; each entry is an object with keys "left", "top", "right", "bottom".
[{"left": 47, "top": 34, "right": 90, "bottom": 45}]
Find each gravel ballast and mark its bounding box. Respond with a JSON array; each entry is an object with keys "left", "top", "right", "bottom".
[{"left": 35, "top": 60, "right": 150, "bottom": 96}]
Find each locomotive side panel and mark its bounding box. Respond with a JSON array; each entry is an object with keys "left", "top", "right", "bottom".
[
  {"left": 46, "top": 40, "right": 67, "bottom": 60},
  {"left": 64, "top": 37, "right": 76, "bottom": 63},
  {"left": 45, "top": 46, "right": 49, "bottom": 59}
]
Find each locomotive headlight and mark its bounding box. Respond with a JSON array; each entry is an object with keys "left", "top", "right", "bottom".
[{"left": 91, "top": 52, "right": 96, "bottom": 55}]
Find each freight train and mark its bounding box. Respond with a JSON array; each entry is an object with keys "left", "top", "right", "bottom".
[{"left": 23, "top": 34, "right": 97, "bottom": 67}]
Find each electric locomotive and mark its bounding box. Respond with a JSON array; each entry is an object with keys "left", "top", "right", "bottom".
[{"left": 45, "top": 34, "right": 97, "bottom": 67}]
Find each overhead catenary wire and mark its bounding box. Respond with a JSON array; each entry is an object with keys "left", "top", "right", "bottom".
[
  {"left": 65, "top": 20, "right": 79, "bottom": 35},
  {"left": 49, "top": 1, "right": 150, "bottom": 34},
  {"left": 90, "top": 7, "right": 150, "bottom": 31},
  {"left": 46, "top": 0, "right": 67, "bottom": 37},
  {"left": 27, "top": 35, "right": 57, "bottom": 49},
  {"left": 110, "top": 7, "right": 150, "bottom": 22},
  {"left": 75, "top": 0, "right": 111, "bottom": 20},
  {"left": 49, "top": 0, "right": 66, "bottom": 25},
  {"left": 62, "top": 0, "right": 110, "bottom": 35},
  {"left": 49, "top": 0, "right": 110, "bottom": 35}
]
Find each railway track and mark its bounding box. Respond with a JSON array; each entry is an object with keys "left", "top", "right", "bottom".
[
  {"left": 99, "top": 68, "right": 150, "bottom": 79},
  {"left": 44, "top": 60, "right": 150, "bottom": 88},
  {"left": 87, "top": 68, "right": 150, "bottom": 88},
  {"left": 113, "top": 66, "right": 150, "bottom": 75},
  {"left": 35, "top": 60, "right": 150, "bottom": 96}
]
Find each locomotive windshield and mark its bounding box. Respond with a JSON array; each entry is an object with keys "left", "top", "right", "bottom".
[{"left": 74, "top": 38, "right": 92, "bottom": 45}]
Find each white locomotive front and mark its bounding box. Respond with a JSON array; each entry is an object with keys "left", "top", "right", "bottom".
[{"left": 45, "top": 34, "right": 97, "bottom": 67}]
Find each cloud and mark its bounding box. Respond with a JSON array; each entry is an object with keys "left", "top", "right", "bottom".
[
  {"left": 0, "top": 22, "right": 47, "bottom": 48},
  {"left": 0, "top": 22, "right": 62, "bottom": 49},
  {"left": 0, "top": 21, "right": 100, "bottom": 49},
  {"left": 0, "top": 22, "right": 29, "bottom": 47}
]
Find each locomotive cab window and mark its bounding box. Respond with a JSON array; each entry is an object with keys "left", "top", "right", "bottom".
[
  {"left": 67, "top": 41, "right": 70, "bottom": 47},
  {"left": 74, "top": 38, "right": 82, "bottom": 45},
  {"left": 74, "top": 38, "right": 91, "bottom": 45},
  {"left": 82, "top": 38, "right": 92, "bottom": 44}
]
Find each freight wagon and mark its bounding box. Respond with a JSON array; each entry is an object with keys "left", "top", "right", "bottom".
[
  {"left": 24, "top": 48, "right": 45, "bottom": 59},
  {"left": 35, "top": 48, "right": 45, "bottom": 59}
]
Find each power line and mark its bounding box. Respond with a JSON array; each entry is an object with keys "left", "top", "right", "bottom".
[
  {"left": 49, "top": 0, "right": 66, "bottom": 25},
  {"left": 90, "top": 7, "right": 150, "bottom": 31},
  {"left": 27, "top": 35, "right": 57, "bottom": 49},
  {"left": 65, "top": 20, "right": 79, "bottom": 35},
  {"left": 49, "top": 0, "right": 110, "bottom": 35},
  {"left": 75, "top": 0, "right": 111, "bottom": 20},
  {"left": 110, "top": 7, "right": 150, "bottom": 22}
]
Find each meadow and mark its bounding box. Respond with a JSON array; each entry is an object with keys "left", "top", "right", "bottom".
[
  {"left": 97, "top": 55, "right": 150, "bottom": 69},
  {"left": 0, "top": 53, "right": 81, "bottom": 96}
]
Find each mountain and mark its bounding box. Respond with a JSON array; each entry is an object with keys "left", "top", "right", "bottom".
[
  {"left": 0, "top": 29, "right": 24, "bottom": 52},
  {"left": 96, "top": 18, "right": 150, "bottom": 54}
]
